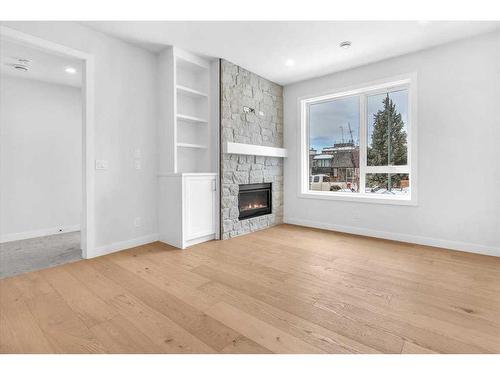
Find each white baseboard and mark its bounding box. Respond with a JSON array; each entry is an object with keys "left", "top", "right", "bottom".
[
  {"left": 284, "top": 217, "right": 499, "bottom": 258},
  {"left": 90, "top": 233, "right": 159, "bottom": 258},
  {"left": 0, "top": 225, "right": 81, "bottom": 243},
  {"left": 159, "top": 236, "right": 182, "bottom": 250},
  {"left": 184, "top": 233, "right": 216, "bottom": 249}
]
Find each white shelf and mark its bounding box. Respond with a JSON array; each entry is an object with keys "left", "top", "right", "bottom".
[
  {"left": 225, "top": 142, "right": 288, "bottom": 158},
  {"left": 177, "top": 142, "right": 208, "bottom": 149},
  {"left": 176, "top": 114, "right": 208, "bottom": 124},
  {"left": 176, "top": 85, "right": 208, "bottom": 98},
  {"left": 176, "top": 54, "right": 209, "bottom": 71},
  {"left": 158, "top": 172, "right": 218, "bottom": 177}
]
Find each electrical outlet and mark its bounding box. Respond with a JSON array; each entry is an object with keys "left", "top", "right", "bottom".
[
  {"left": 134, "top": 160, "right": 141, "bottom": 170},
  {"left": 95, "top": 160, "right": 108, "bottom": 170},
  {"left": 134, "top": 217, "right": 141, "bottom": 227}
]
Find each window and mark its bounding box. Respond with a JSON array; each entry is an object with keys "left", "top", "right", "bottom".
[{"left": 300, "top": 76, "right": 416, "bottom": 204}]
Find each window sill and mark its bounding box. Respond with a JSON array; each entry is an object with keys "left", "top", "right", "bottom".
[{"left": 298, "top": 191, "right": 417, "bottom": 206}]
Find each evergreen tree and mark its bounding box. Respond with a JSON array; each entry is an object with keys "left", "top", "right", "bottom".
[{"left": 367, "top": 95, "right": 407, "bottom": 189}]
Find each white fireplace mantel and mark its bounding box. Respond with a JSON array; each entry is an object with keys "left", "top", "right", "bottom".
[{"left": 225, "top": 142, "right": 288, "bottom": 158}]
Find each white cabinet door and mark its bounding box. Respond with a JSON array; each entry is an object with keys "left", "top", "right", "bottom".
[{"left": 184, "top": 176, "right": 215, "bottom": 241}]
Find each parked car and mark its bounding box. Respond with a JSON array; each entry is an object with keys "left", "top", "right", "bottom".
[
  {"left": 309, "top": 174, "right": 338, "bottom": 191},
  {"left": 310, "top": 174, "right": 358, "bottom": 192}
]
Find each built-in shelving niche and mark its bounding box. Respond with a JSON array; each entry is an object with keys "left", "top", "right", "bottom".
[
  {"left": 157, "top": 47, "right": 218, "bottom": 175},
  {"left": 157, "top": 48, "right": 220, "bottom": 249},
  {"left": 176, "top": 56, "right": 209, "bottom": 94},
  {"left": 175, "top": 54, "right": 211, "bottom": 173}
]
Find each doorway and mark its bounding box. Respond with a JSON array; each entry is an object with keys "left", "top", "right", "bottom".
[{"left": 0, "top": 26, "right": 94, "bottom": 277}]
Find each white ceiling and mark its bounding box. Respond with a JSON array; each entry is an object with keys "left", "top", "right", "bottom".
[
  {"left": 0, "top": 39, "right": 82, "bottom": 88},
  {"left": 82, "top": 21, "right": 499, "bottom": 85}
]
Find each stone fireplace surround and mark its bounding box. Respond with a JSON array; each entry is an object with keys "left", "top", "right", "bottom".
[{"left": 220, "top": 60, "right": 284, "bottom": 240}]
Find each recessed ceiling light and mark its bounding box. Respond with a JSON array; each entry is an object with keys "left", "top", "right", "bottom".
[
  {"left": 340, "top": 41, "right": 352, "bottom": 49},
  {"left": 285, "top": 59, "right": 295, "bottom": 67},
  {"left": 65, "top": 67, "right": 76, "bottom": 74}
]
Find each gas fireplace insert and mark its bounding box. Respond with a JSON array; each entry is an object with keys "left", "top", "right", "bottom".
[{"left": 238, "top": 183, "right": 272, "bottom": 220}]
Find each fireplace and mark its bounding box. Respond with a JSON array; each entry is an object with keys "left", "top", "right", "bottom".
[{"left": 238, "top": 183, "right": 272, "bottom": 220}]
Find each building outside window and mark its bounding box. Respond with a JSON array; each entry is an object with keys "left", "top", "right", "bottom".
[{"left": 300, "top": 75, "right": 416, "bottom": 204}]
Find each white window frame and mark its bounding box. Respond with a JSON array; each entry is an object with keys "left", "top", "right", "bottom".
[{"left": 298, "top": 73, "right": 418, "bottom": 206}]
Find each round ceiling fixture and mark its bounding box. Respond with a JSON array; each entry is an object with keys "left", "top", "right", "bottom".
[
  {"left": 340, "top": 41, "right": 352, "bottom": 49},
  {"left": 285, "top": 59, "right": 295, "bottom": 67}
]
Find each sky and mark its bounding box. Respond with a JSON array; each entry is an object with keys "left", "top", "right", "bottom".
[{"left": 309, "top": 89, "right": 408, "bottom": 152}]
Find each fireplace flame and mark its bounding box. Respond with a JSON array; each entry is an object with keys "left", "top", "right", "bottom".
[{"left": 240, "top": 202, "right": 267, "bottom": 211}]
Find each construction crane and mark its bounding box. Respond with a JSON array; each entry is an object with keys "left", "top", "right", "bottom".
[{"left": 347, "top": 122, "right": 354, "bottom": 144}]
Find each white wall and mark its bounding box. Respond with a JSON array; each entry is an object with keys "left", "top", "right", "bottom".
[
  {"left": 284, "top": 31, "right": 500, "bottom": 256},
  {"left": 0, "top": 76, "right": 81, "bottom": 241},
  {"left": 0, "top": 22, "right": 159, "bottom": 255}
]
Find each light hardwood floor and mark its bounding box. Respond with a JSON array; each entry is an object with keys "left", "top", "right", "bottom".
[{"left": 1, "top": 224, "right": 499, "bottom": 354}]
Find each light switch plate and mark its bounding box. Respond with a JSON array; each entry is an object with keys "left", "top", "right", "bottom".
[
  {"left": 95, "top": 160, "right": 108, "bottom": 170},
  {"left": 134, "top": 148, "right": 141, "bottom": 158},
  {"left": 134, "top": 160, "right": 141, "bottom": 170}
]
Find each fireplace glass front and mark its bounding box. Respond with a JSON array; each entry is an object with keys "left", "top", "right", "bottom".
[{"left": 238, "top": 183, "right": 272, "bottom": 220}]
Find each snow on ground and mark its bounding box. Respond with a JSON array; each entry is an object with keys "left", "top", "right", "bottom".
[{"left": 365, "top": 188, "right": 409, "bottom": 195}]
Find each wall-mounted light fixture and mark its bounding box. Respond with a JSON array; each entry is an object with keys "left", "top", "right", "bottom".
[
  {"left": 243, "top": 106, "right": 265, "bottom": 117},
  {"left": 9, "top": 58, "right": 30, "bottom": 72},
  {"left": 340, "top": 41, "right": 352, "bottom": 49}
]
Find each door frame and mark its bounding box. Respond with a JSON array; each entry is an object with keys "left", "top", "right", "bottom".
[{"left": 0, "top": 26, "right": 95, "bottom": 258}]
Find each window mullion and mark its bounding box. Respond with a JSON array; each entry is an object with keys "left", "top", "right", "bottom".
[
  {"left": 303, "top": 102, "right": 310, "bottom": 194},
  {"left": 365, "top": 166, "right": 410, "bottom": 174},
  {"left": 359, "top": 93, "right": 367, "bottom": 195}
]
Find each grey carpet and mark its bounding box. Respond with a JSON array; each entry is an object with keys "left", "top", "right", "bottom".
[{"left": 0, "top": 231, "right": 81, "bottom": 279}]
